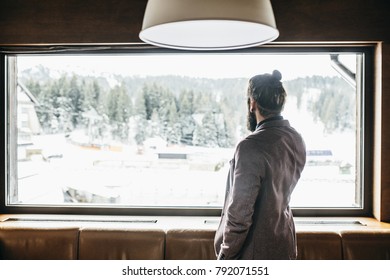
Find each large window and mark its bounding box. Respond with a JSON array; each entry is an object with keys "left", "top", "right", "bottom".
[{"left": 1, "top": 45, "right": 373, "bottom": 215}]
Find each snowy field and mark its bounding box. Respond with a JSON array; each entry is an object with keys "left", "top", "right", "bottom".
[{"left": 15, "top": 133, "right": 357, "bottom": 208}]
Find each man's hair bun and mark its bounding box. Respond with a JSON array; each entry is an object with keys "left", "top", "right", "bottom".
[
  {"left": 248, "top": 70, "right": 286, "bottom": 117},
  {"left": 272, "top": 70, "right": 282, "bottom": 81}
]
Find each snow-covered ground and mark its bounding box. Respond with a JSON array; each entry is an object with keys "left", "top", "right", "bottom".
[
  {"left": 15, "top": 131, "right": 357, "bottom": 208},
  {"left": 17, "top": 133, "right": 230, "bottom": 206}
]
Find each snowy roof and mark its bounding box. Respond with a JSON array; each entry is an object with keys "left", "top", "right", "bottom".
[{"left": 17, "top": 81, "right": 40, "bottom": 105}]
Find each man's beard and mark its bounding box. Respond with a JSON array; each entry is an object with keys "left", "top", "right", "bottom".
[{"left": 247, "top": 110, "right": 257, "bottom": 132}]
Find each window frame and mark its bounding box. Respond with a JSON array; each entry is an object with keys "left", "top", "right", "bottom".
[{"left": 0, "top": 43, "right": 375, "bottom": 217}]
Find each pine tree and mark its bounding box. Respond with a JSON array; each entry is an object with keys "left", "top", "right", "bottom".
[
  {"left": 67, "top": 75, "right": 85, "bottom": 128},
  {"left": 133, "top": 92, "right": 148, "bottom": 145},
  {"left": 104, "top": 84, "right": 132, "bottom": 141}
]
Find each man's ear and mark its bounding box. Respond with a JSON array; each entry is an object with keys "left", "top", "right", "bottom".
[{"left": 249, "top": 98, "right": 257, "bottom": 113}]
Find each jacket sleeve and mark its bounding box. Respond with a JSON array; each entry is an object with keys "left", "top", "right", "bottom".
[{"left": 219, "top": 139, "right": 264, "bottom": 259}]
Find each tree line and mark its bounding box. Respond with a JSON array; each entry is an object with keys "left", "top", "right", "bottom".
[
  {"left": 23, "top": 71, "right": 355, "bottom": 148},
  {"left": 284, "top": 75, "right": 355, "bottom": 133},
  {"left": 24, "top": 74, "right": 238, "bottom": 148}
]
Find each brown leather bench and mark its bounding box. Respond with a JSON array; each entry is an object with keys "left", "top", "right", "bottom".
[
  {"left": 78, "top": 228, "right": 165, "bottom": 260},
  {"left": 1, "top": 219, "right": 389, "bottom": 260},
  {"left": 0, "top": 227, "right": 79, "bottom": 260},
  {"left": 165, "top": 229, "right": 217, "bottom": 260},
  {"left": 341, "top": 230, "right": 390, "bottom": 260},
  {"left": 165, "top": 229, "right": 345, "bottom": 260},
  {"left": 297, "top": 231, "right": 343, "bottom": 259}
]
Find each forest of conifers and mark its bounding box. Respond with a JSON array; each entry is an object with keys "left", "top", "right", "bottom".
[{"left": 20, "top": 67, "right": 355, "bottom": 148}]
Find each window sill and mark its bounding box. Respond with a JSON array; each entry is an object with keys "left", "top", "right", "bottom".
[{"left": 1, "top": 214, "right": 389, "bottom": 230}]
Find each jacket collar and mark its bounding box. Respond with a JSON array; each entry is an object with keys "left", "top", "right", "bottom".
[{"left": 255, "top": 115, "right": 286, "bottom": 131}]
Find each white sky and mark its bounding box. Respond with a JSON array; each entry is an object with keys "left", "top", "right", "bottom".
[{"left": 17, "top": 53, "right": 357, "bottom": 81}]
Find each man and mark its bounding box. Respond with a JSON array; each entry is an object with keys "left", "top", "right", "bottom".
[{"left": 214, "top": 70, "right": 306, "bottom": 260}]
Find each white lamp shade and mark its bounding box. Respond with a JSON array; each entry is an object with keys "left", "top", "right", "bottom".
[{"left": 139, "top": 0, "right": 279, "bottom": 50}]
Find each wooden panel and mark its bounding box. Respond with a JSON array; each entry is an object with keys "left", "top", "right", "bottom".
[
  {"left": 380, "top": 45, "right": 390, "bottom": 221},
  {"left": 0, "top": 0, "right": 147, "bottom": 44},
  {"left": 273, "top": 0, "right": 389, "bottom": 42},
  {"left": 0, "top": 0, "right": 389, "bottom": 44}
]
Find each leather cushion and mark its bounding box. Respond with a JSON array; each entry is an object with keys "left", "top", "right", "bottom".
[
  {"left": 165, "top": 229, "right": 216, "bottom": 260},
  {"left": 0, "top": 227, "right": 79, "bottom": 260},
  {"left": 341, "top": 230, "right": 390, "bottom": 260},
  {"left": 296, "top": 231, "right": 343, "bottom": 260},
  {"left": 78, "top": 228, "right": 165, "bottom": 260}
]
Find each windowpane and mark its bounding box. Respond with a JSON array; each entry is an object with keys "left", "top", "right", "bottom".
[{"left": 8, "top": 51, "right": 364, "bottom": 210}]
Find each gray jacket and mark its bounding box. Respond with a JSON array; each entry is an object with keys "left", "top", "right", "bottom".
[{"left": 214, "top": 118, "right": 306, "bottom": 260}]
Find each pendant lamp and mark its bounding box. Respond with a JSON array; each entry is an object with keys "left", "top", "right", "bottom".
[{"left": 139, "top": 0, "right": 279, "bottom": 50}]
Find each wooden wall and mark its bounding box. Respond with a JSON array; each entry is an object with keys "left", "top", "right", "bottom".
[{"left": 0, "top": 0, "right": 389, "bottom": 221}]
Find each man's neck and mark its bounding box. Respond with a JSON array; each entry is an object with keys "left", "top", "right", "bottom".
[{"left": 255, "top": 115, "right": 283, "bottom": 130}]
